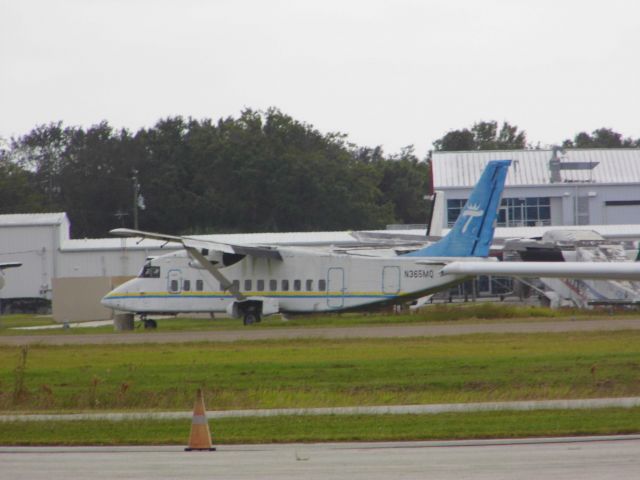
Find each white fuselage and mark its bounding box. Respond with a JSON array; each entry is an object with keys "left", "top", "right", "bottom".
[{"left": 101, "top": 247, "right": 480, "bottom": 315}]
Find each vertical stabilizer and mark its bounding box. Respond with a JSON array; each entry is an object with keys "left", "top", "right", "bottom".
[{"left": 406, "top": 160, "right": 511, "bottom": 257}]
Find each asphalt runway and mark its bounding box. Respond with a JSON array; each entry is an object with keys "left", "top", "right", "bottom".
[
  {"left": 1, "top": 317, "right": 639, "bottom": 345},
  {"left": 1, "top": 436, "right": 638, "bottom": 480}
]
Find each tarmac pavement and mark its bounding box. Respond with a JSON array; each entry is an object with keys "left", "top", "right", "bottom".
[{"left": 1, "top": 436, "right": 638, "bottom": 480}]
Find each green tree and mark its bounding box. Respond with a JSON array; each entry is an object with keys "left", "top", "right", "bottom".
[
  {"left": 562, "top": 128, "right": 640, "bottom": 148},
  {"left": 433, "top": 121, "right": 527, "bottom": 151},
  {"left": 10, "top": 122, "right": 73, "bottom": 210},
  {"left": 60, "top": 123, "right": 138, "bottom": 237},
  {"left": 3, "top": 108, "right": 432, "bottom": 236},
  {"left": 372, "top": 146, "right": 430, "bottom": 224},
  {"left": 0, "top": 152, "right": 44, "bottom": 214}
]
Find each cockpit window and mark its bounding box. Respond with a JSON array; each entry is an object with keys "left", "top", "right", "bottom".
[{"left": 140, "top": 265, "right": 160, "bottom": 278}]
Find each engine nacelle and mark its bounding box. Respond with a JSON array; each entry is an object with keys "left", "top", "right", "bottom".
[{"left": 190, "top": 250, "right": 246, "bottom": 268}]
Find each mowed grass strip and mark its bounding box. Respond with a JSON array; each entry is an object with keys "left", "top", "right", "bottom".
[
  {"left": 1, "top": 408, "right": 639, "bottom": 445},
  {"left": 0, "top": 303, "right": 627, "bottom": 336},
  {"left": 1, "top": 331, "right": 639, "bottom": 411}
]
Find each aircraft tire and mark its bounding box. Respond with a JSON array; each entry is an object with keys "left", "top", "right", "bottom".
[
  {"left": 243, "top": 313, "right": 258, "bottom": 326},
  {"left": 144, "top": 318, "right": 158, "bottom": 329}
]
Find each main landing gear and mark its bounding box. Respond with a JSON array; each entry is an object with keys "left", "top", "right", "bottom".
[
  {"left": 241, "top": 303, "right": 262, "bottom": 326},
  {"left": 243, "top": 312, "right": 261, "bottom": 326},
  {"left": 139, "top": 315, "right": 157, "bottom": 329}
]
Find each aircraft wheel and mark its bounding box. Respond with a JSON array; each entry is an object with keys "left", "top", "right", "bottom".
[
  {"left": 144, "top": 318, "right": 158, "bottom": 329},
  {"left": 243, "top": 313, "right": 258, "bottom": 326}
]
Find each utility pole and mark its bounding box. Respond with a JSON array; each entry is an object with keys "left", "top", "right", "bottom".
[{"left": 132, "top": 169, "right": 140, "bottom": 230}]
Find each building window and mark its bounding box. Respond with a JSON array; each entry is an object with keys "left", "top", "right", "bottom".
[
  {"left": 257, "top": 280, "right": 264, "bottom": 291},
  {"left": 196, "top": 279, "right": 203, "bottom": 291},
  {"left": 500, "top": 197, "right": 551, "bottom": 227},
  {"left": 306, "top": 279, "right": 313, "bottom": 291},
  {"left": 269, "top": 279, "right": 277, "bottom": 291},
  {"left": 449, "top": 197, "right": 551, "bottom": 228}
]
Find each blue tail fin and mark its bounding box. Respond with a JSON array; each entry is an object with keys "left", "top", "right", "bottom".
[{"left": 406, "top": 159, "right": 511, "bottom": 258}]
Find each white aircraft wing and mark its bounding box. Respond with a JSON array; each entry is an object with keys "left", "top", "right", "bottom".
[
  {"left": 442, "top": 261, "right": 640, "bottom": 281},
  {"left": 110, "top": 228, "right": 282, "bottom": 260}
]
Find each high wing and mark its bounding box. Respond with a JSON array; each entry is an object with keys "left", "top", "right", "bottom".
[
  {"left": 0, "top": 262, "right": 22, "bottom": 270},
  {"left": 110, "top": 228, "right": 282, "bottom": 260},
  {"left": 442, "top": 261, "right": 640, "bottom": 281}
]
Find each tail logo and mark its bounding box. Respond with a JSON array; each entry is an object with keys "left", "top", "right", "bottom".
[{"left": 461, "top": 203, "right": 484, "bottom": 233}]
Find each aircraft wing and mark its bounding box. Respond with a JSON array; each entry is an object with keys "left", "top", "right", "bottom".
[
  {"left": 442, "top": 261, "right": 640, "bottom": 281},
  {"left": 110, "top": 228, "right": 282, "bottom": 260},
  {"left": 0, "top": 262, "right": 22, "bottom": 270}
]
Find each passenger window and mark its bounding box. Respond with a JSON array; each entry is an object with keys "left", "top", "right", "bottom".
[
  {"left": 282, "top": 279, "right": 289, "bottom": 291},
  {"left": 232, "top": 280, "right": 240, "bottom": 291},
  {"left": 257, "top": 280, "right": 265, "bottom": 291},
  {"left": 269, "top": 279, "right": 277, "bottom": 291},
  {"left": 244, "top": 279, "right": 252, "bottom": 291},
  {"left": 183, "top": 280, "right": 191, "bottom": 291},
  {"left": 306, "top": 279, "right": 313, "bottom": 291},
  {"left": 294, "top": 279, "right": 301, "bottom": 291},
  {"left": 170, "top": 280, "right": 179, "bottom": 292},
  {"left": 196, "top": 279, "right": 203, "bottom": 291},
  {"left": 318, "top": 279, "right": 326, "bottom": 291}
]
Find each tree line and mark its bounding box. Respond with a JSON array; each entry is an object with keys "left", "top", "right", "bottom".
[
  {"left": 0, "top": 109, "right": 428, "bottom": 237},
  {"left": 1, "top": 110, "right": 638, "bottom": 238}
]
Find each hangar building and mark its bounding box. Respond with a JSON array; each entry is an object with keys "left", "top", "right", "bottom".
[
  {"left": 432, "top": 148, "right": 640, "bottom": 229},
  {"left": 0, "top": 213, "right": 178, "bottom": 319}
]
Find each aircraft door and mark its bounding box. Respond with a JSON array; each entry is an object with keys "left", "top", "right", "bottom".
[
  {"left": 327, "top": 267, "right": 344, "bottom": 308},
  {"left": 382, "top": 266, "right": 401, "bottom": 294},
  {"left": 167, "top": 269, "right": 182, "bottom": 294}
]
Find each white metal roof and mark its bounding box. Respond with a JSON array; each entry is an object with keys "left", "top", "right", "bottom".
[
  {"left": 432, "top": 149, "right": 640, "bottom": 188},
  {"left": 0, "top": 212, "right": 68, "bottom": 227}
]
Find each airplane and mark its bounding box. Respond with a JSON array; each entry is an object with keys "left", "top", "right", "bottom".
[
  {"left": 0, "top": 262, "right": 22, "bottom": 291},
  {"left": 101, "top": 160, "right": 640, "bottom": 327}
]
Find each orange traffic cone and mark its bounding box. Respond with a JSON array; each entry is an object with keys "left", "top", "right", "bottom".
[{"left": 185, "top": 388, "right": 216, "bottom": 451}]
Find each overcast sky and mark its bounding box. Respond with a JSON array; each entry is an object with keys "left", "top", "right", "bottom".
[{"left": 2, "top": 0, "right": 639, "bottom": 157}]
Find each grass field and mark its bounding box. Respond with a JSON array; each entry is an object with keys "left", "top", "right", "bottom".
[
  {"left": 1, "top": 408, "right": 639, "bottom": 445},
  {"left": 1, "top": 330, "right": 639, "bottom": 411},
  {"left": 0, "top": 303, "right": 628, "bottom": 336}
]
